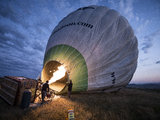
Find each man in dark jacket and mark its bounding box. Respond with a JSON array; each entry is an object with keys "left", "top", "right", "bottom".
[
  {"left": 68, "top": 80, "right": 73, "bottom": 98},
  {"left": 41, "top": 80, "right": 49, "bottom": 104}
]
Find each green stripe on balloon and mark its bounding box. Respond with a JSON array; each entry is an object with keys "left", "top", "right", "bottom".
[{"left": 43, "top": 44, "right": 88, "bottom": 93}]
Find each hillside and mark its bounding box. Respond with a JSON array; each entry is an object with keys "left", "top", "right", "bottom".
[
  {"left": 127, "top": 83, "right": 160, "bottom": 89},
  {"left": 0, "top": 88, "right": 160, "bottom": 120}
]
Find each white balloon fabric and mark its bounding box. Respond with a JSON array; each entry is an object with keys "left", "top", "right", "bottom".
[{"left": 42, "top": 5, "right": 138, "bottom": 93}]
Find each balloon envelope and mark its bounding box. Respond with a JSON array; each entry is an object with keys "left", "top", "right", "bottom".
[{"left": 41, "top": 5, "right": 138, "bottom": 94}]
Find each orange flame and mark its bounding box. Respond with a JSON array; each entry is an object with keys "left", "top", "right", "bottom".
[{"left": 49, "top": 65, "right": 66, "bottom": 84}]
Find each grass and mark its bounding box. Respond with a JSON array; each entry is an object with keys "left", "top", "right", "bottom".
[{"left": 0, "top": 88, "right": 160, "bottom": 120}]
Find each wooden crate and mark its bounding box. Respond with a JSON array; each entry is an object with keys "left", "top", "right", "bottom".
[
  {"left": 0, "top": 77, "right": 18, "bottom": 105},
  {"left": 0, "top": 76, "right": 37, "bottom": 106}
]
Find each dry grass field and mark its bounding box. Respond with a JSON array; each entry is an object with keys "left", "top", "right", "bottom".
[{"left": 0, "top": 88, "right": 160, "bottom": 120}]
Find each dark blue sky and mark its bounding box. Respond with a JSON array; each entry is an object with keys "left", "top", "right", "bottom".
[{"left": 0, "top": 0, "right": 160, "bottom": 83}]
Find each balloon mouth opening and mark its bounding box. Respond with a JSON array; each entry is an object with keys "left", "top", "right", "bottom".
[{"left": 41, "top": 61, "right": 69, "bottom": 92}]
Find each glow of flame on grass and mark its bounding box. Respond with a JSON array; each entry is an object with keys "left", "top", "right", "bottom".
[{"left": 49, "top": 65, "right": 66, "bottom": 84}]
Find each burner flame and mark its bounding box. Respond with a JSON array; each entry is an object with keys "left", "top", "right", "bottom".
[{"left": 49, "top": 65, "right": 66, "bottom": 84}]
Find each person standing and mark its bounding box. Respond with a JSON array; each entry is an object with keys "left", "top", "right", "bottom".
[
  {"left": 68, "top": 80, "right": 73, "bottom": 98},
  {"left": 41, "top": 80, "right": 49, "bottom": 104}
]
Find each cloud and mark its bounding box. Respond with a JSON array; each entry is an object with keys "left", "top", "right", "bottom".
[
  {"left": 109, "top": 0, "right": 152, "bottom": 41},
  {"left": 80, "top": 0, "right": 101, "bottom": 5},
  {"left": 135, "top": 19, "right": 150, "bottom": 37},
  {"left": 139, "top": 58, "right": 149, "bottom": 63},
  {"left": 0, "top": 0, "right": 79, "bottom": 78},
  {"left": 0, "top": 1, "right": 19, "bottom": 24},
  {"left": 0, "top": 23, "right": 26, "bottom": 40},
  {"left": 1, "top": 0, "right": 158, "bottom": 80},
  {"left": 141, "top": 39, "right": 153, "bottom": 54},
  {"left": 156, "top": 60, "right": 160, "bottom": 64},
  {"left": 0, "top": 0, "right": 51, "bottom": 78},
  {"left": 141, "top": 30, "right": 160, "bottom": 54},
  {"left": 0, "top": 46, "right": 43, "bottom": 78},
  {"left": 107, "top": 0, "right": 137, "bottom": 23},
  {"left": 119, "top": 0, "right": 134, "bottom": 21}
]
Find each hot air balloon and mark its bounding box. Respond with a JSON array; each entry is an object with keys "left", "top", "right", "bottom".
[{"left": 41, "top": 5, "right": 138, "bottom": 94}]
